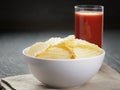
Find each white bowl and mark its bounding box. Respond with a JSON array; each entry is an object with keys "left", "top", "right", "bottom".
[{"left": 23, "top": 47, "right": 105, "bottom": 88}]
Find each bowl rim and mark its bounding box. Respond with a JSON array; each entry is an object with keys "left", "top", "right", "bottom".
[{"left": 23, "top": 47, "right": 105, "bottom": 61}]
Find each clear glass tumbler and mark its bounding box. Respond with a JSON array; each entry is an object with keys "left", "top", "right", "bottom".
[{"left": 75, "top": 5, "right": 104, "bottom": 47}]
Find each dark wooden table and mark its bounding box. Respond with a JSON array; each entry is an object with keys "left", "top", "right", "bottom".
[{"left": 0, "top": 29, "right": 120, "bottom": 78}]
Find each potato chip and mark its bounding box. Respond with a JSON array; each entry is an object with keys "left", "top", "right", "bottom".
[
  {"left": 73, "top": 47, "right": 102, "bottom": 58},
  {"left": 26, "top": 42, "right": 50, "bottom": 56},
  {"left": 36, "top": 46, "right": 72, "bottom": 59},
  {"left": 45, "top": 37, "right": 62, "bottom": 46}
]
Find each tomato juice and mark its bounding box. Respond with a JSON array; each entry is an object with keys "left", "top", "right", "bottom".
[{"left": 75, "top": 11, "right": 103, "bottom": 47}]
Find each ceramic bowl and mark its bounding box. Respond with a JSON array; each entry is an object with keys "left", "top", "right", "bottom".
[{"left": 23, "top": 47, "right": 105, "bottom": 88}]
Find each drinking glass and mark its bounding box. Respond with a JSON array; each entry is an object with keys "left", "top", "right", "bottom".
[{"left": 75, "top": 5, "right": 104, "bottom": 47}]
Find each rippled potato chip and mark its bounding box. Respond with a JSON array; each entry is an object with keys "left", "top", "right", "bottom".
[
  {"left": 73, "top": 47, "right": 102, "bottom": 58},
  {"left": 45, "top": 37, "right": 63, "bottom": 46},
  {"left": 36, "top": 47, "right": 72, "bottom": 59},
  {"left": 26, "top": 42, "right": 50, "bottom": 56}
]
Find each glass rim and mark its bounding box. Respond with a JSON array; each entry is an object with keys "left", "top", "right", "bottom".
[{"left": 74, "top": 5, "right": 104, "bottom": 9}]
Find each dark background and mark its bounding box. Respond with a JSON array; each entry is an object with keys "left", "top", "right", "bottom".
[{"left": 0, "top": 0, "right": 120, "bottom": 32}]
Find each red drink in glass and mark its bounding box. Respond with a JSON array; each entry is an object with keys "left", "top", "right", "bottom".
[{"left": 75, "top": 5, "right": 104, "bottom": 47}]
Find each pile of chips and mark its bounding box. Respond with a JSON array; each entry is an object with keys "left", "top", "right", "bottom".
[{"left": 26, "top": 35, "right": 102, "bottom": 59}]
